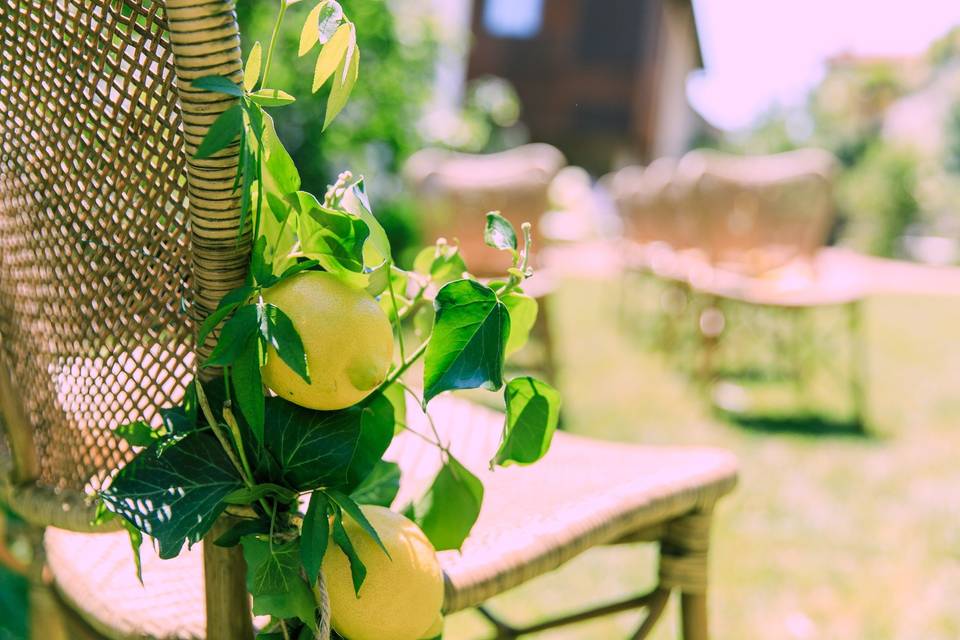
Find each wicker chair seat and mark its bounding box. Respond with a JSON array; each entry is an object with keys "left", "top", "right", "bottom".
[{"left": 45, "top": 396, "right": 736, "bottom": 639}]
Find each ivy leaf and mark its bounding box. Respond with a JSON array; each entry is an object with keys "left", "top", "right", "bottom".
[
  {"left": 502, "top": 291, "right": 538, "bottom": 356},
  {"left": 158, "top": 383, "right": 198, "bottom": 436},
  {"left": 312, "top": 22, "right": 351, "bottom": 93},
  {"left": 194, "top": 104, "right": 243, "bottom": 159},
  {"left": 413, "top": 455, "right": 484, "bottom": 552},
  {"left": 332, "top": 508, "right": 366, "bottom": 595},
  {"left": 493, "top": 377, "right": 561, "bottom": 467},
  {"left": 206, "top": 303, "right": 259, "bottom": 367},
  {"left": 413, "top": 242, "right": 467, "bottom": 285},
  {"left": 325, "top": 490, "right": 389, "bottom": 557},
  {"left": 213, "top": 519, "right": 271, "bottom": 547},
  {"left": 349, "top": 460, "right": 400, "bottom": 507},
  {"left": 261, "top": 392, "right": 394, "bottom": 492},
  {"left": 197, "top": 284, "right": 253, "bottom": 347},
  {"left": 244, "top": 41, "right": 263, "bottom": 92},
  {"left": 296, "top": 197, "right": 369, "bottom": 275},
  {"left": 323, "top": 26, "right": 359, "bottom": 130},
  {"left": 261, "top": 303, "right": 311, "bottom": 384},
  {"left": 242, "top": 537, "right": 318, "bottom": 630},
  {"left": 248, "top": 88, "right": 296, "bottom": 107},
  {"left": 223, "top": 483, "right": 298, "bottom": 506},
  {"left": 119, "top": 520, "right": 144, "bottom": 584},
  {"left": 484, "top": 211, "right": 518, "bottom": 253},
  {"left": 192, "top": 75, "right": 244, "bottom": 97},
  {"left": 100, "top": 432, "right": 244, "bottom": 559},
  {"left": 261, "top": 111, "right": 300, "bottom": 195},
  {"left": 231, "top": 334, "right": 265, "bottom": 442},
  {"left": 301, "top": 491, "right": 330, "bottom": 584},
  {"left": 114, "top": 420, "right": 159, "bottom": 447},
  {"left": 342, "top": 178, "right": 390, "bottom": 262},
  {"left": 423, "top": 279, "right": 510, "bottom": 404}
]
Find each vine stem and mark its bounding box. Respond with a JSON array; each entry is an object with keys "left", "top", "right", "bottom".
[
  {"left": 385, "top": 261, "right": 406, "bottom": 362},
  {"left": 261, "top": 0, "right": 288, "bottom": 90},
  {"left": 382, "top": 337, "right": 428, "bottom": 388}
]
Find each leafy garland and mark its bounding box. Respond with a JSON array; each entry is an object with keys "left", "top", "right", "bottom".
[{"left": 96, "top": 2, "right": 560, "bottom": 638}]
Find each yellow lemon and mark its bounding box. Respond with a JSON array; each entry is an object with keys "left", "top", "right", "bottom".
[
  {"left": 322, "top": 506, "right": 443, "bottom": 640},
  {"left": 261, "top": 271, "right": 393, "bottom": 410},
  {"left": 419, "top": 614, "right": 443, "bottom": 639}
]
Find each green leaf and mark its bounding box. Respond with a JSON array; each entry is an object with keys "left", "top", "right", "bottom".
[
  {"left": 261, "top": 112, "right": 300, "bottom": 194},
  {"left": 223, "top": 483, "right": 298, "bottom": 505},
  {"left": 231, "top": 334, "right": 265, "bottom": 442},
  {"left": 248, "top": 88, "right": 296, "bottom": 107},
  {"left": 197, "top": 300, "right": 242, "bottom": 348},
  {"left": 244, "top": 41, "right": 262, "bottom": 92},
  {"left": 120, "top": 520, "right": 144, "bottom": 584},
  {"left": 349, "top": 460, "right": 400, "bottom": 507},
  {"left": 158, "top": 384, "right": 198, "bottom": 436},
  {"left": 300, "top": 1, "right": 324, "bottom": 55},
  {"left": 262, "top": 303, "right": 311, "bottom": 384},
  {"left": 192, "top": 75, "right": 244, "bottom": 97},
  {"left": 423, "top": 279, "right": 510, "bottom": 404},
  {"left": 413, "top": 242, "right": 467, "bottom": 285},
  {"left": 213, "top": 519, "right": 271, "bottom": 547},
  {"left": 312, "top": 22, "right": 350, "bottom": 92},
  {"left": 502, "top": 292, "right": 538, "bottom": 356},
  {"left": 205, "top": 304, "right": 259, "bottom": 367},
  {"left": 343, "top": 178, "right": 390, "bottom": 262},
  {"left": 100, "top": 432, "right": 244, "bottom": 559},
  {"left": 195, "top": 104, "right": 243, "bottom": 160},
  {"left": 242, "top": 537, "right": 318, "bottom": 630},
  {"left": 114, "top": 420, "right": 158, "bottom": 447},
  {"left": 414, "top": 455, "right": 484, "bottom": 552},
  {"left": 261, "top": 392, "right": 394, "bottom": 492},
  {"left": 250, "top": 234, "right": 274, "bottom": 286},
  {"left": 296, "top": 199, "right": 369, "bottom": 274},
  {"left": 493, "top": 377, "right": 561, "bottom": 467},
  {"left": 301, "top": 491, "right": 330, "bottom": 584},
  {"left": 323, "top": 26, "right": 359, "bottom": 130},
  {"left": 317, "top": 0, "right": 344, "bottom": 43},
  {"left": 332, "top": 508, "right": 366, "bottom": 595},
  {"left": 484, "top": 211, "right": 518, "bottom": 252},
  {"left": 325, "top": 490, "right": 388, "bottom": 557}
]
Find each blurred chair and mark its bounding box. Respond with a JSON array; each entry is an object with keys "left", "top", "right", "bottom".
[
  {"left": 406, "top": 143, "right": 567, "bottom": 381},
  {"left": 0, "top": 3, "right": 738, "bottom": 639},
  {"left": 609, "top": 149, "right": 867, "bottom": 429},
  {"left": 405, "top": 143, "right": 567, "bottom": 275}
]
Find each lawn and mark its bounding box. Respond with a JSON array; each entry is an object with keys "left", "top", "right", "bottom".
[
  {"left": 1, "top": 274, "right": 958, "bottom": 640},
  {"left": 445, "top": 275, "right": 960, "bottom": 640}
]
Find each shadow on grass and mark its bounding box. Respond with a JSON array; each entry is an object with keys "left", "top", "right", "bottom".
[{"left": 716, "top": 410, "right": 874, "bottom": 439}]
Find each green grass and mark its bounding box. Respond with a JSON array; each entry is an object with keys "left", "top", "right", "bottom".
[{"left": 445, "top": 277, "right": 960, "bottom": 640}]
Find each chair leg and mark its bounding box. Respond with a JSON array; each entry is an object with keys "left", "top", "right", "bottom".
[{"left": 658, "top": 510, "right": 713, "bottom": 640}]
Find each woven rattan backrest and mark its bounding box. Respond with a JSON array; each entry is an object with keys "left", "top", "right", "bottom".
[{"left": 0, "top": 0, "right": 245, "bottom": 494}]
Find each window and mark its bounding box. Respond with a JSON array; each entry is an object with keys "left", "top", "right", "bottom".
[{"left": 483, "top": 0, "right": 544, "bottom": 39}]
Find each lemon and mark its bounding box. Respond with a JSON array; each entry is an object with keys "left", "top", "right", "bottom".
[
  {"left": 419, "top": 614, "right": 443, "bottom": 639},
  {"left": 261, "top": 271, "right": 393, "bottom": 410},
  {"left": 322, "top": 506, "right": 443, "bottom": 640}
]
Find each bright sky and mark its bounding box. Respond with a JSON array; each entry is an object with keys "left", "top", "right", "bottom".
[{"left": 688, "top": 0, "right": 960, "bottom": 130}]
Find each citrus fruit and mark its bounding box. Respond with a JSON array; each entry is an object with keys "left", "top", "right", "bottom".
[
  {"left": 261, "top": 271, "right": 393, "bottom": 410},
  {"left": 418, "top": 614, "right": 443, "bottom": 639},
  {"left": 322, "top": 505, "right": 443, "bottom": 640}
]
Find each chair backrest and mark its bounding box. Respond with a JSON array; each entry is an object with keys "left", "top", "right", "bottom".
[
  {"left": 0, "top": 0, "right": 245, "bottom": 497},
  {"left": 608, "top": 148, "right": 837, "bottom": 275},
  {"left": 405, "top": 143, "right": 566, "bottom": 275}
]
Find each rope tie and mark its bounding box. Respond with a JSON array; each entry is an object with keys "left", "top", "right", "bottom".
[
  {"left": 314, "top": 571, "right": 331, "bottom": 640},
  {"left": 658, "top": 511, "right": 712, "bottom": 594}
]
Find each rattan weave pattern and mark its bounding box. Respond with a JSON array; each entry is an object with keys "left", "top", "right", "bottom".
[{"left": 0, "top": 0, "right": 194, "bottom": 492}]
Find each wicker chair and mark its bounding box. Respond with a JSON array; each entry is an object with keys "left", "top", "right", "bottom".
[{"left": 0, "top": 2, "right": 737, "bottom": 639}]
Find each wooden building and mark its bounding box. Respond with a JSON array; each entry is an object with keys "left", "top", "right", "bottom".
[{"left": 467, "top": 0, "right": 704, "bottom": 172}]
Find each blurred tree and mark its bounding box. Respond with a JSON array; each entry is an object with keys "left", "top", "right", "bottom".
[
  {"left": 836, "top": 141, "right": 919, "bottom": 257},
  {"left": 236, "top": 0, "right": 438, "bottom": 264}
]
